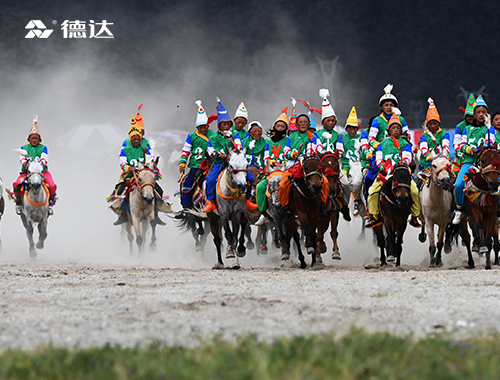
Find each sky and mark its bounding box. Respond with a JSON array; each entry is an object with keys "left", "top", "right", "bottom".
[{"left": 0, "top": 0, "right": 497, "bottom": 267}]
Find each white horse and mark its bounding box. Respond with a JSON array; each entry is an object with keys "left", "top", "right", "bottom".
[
  {"left": 207, "top": 149, "right": 248, "bottom": 269},
  {"left": 124, "top": 158, "right": 159, "bottom": 253},
  {"left": 20, "top": 160, "right": 50, "bottom": 257},
  {"left": 348, "top": 158, "right": 367, "bottom": 240},
  {"left": 418, "top": 155, "right": 455, "bottom": 267}
]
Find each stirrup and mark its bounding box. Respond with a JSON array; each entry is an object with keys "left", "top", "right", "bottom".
[
  {"left": 15, "top": 205, "right": 22, "bottom": 215},
  {"left": 48, "top": 206, "right": 54, "bottom": 216}
]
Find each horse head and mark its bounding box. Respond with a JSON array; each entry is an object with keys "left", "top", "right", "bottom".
[
  {"left": 136, "top": 162, "right": 156, "bottom": 204},
  {"left": 431, "top": 155, "right": 454, "bottom": 191},
  {"left": 302, "top": 156, "right": 323, "bottom": 196},
  {"left": 318, "top": 153, "right": 340, "bottom": 197},
  {"left": 477, "top": 145, "right": 500, "bottom": 192},
  {"left": 391, "top": 163, "right": 412, "bottom": 207},
  {"left": 267, "top": 171, "right": 284, "bottom": 206},
  {"left": 227, "top": 149, "right": 248, "bottom": 196},
  {"left": 27, "top": 160, "right": 44, "bottom": 193},
  {"left": 348, "top": 160, "right": 364, "bottom": 199}
]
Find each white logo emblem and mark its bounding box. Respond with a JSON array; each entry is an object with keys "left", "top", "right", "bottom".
[{"left": 25, "top": 20, "right": 53, "bottom": 38}]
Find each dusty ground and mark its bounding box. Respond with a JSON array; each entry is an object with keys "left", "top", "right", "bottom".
[{"left": 2, "top": 259, "right": 500, "bottom": 350}]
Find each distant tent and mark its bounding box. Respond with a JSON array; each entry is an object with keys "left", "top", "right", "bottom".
[{"left": 57, "top": 124, "right": 125, "bottom": 157}]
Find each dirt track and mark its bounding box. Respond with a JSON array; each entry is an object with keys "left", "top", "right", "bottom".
[{"left": 2, "top": 260, "right": 500, "bottom": 350}]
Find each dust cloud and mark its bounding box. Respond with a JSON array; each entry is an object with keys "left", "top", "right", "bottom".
[{"left": 0, "top": 3, "right": 455, "bottom": 269}]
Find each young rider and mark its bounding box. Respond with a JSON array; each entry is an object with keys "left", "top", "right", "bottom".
[
  {"left": 452, "top": 95, "right": 496, "bottom": 224},
  {"left": 365, "top": 111, "right": 421, "bottom": 229},
  {"left": 453, "top": 94, "right": 476, "bottom": 168},
  {"left": 202, "top": 98, "right": 258, "bottom": 213},
  {"left": 176, "top": 100, "right": 215, "bottom": 217},
  {"left": 232, "top": 102, "right": 248, "bottom": 141},
  {"left": 11, "top": 115, "right": 57, "bottom": 216}
]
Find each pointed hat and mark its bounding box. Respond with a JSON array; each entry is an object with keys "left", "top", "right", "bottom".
[
  {"left": 464, "top": 94, "right": 476, "bottom": 116},
  {"left": 234, "top": 102, "right": 248, "bottom": 120},
  {"left": 288, "top": 98, "right": 297, "bottom": 133},
  {"left": 475, "top": 95, "right": 488, "bottom": 111},
  {"left": 426, "top": 97, "right": 441, "bottom": 124},
  {"left": 195, "top": 100, "right": 208, "bottom": 127},
  {"left": 388, "top": 107, "right": 402, "bottom": 129},
  {"left": 28, "top": 114, "right": 41, "bottom": 139},
  {"left": 345, "top": 106, "right": 359, "bottom": 128},
  {"left": 128, "top": 114, "right": 142, "bottom": 139},
  {"left": 216, "top": 97, "right": 232, "bottom": 127},
  {"left": 319, "top": 88, "right": 336, "bottom": 120},
  {"left": 274, "top": 107, "right": 288, "bottom": 126},
  {"left": 135, "top": 104, "right": 145, "bottom": 136}
]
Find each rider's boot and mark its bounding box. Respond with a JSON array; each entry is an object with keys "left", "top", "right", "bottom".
[
  {"left": 48, "top": 198, "right": 55, "bottom": 216},
  {"left": 246, "top": 198, "right": 258, "bottom": 210},
  {"left": 452, "top": 209, "right": 463, "bottom": 225},
  {"left": 340, "top": 205, "right": 351, "bottom": 222},
  {"left": 202, "top": 200, "right": 217, "bottom": 213},
  {"left": 409, "top": 215, "right": 422, "bottom": 228},
  {"left": 353, "top": 200, "right": 361, "bottom": 216},
  {"left": 15, "top": 199, "right": 22, "bottom": 215},
  {"left": 113, "top": 212, "right": 128, "bottom": 226},
  {"left": 255, "top": 211, "right": 270, "bottom": 226},
  {"left": 365, "top": 214, "right": 382, "bottom": 229}
]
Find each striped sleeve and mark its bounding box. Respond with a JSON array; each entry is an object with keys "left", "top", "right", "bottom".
[
  {"left": 179, "top": 134, "right": 193, "bottom": 165},
  {"left": 336, "top": 135, "right": 344, "bottom": 156},
  {"left": 119, "top": 147, "right": 128, "bottom": 169},
  {"left": 453, "top": 125, "right": 464, "bottom": 152},
  {"left": 442, "top": 132, "right": 451, "bottom": 155},
  {"left": 368, "top": 119, "right": 380, "bottom": 148},
  {"left": 376, "top": 143, "right": 384, "bottom": 170},
  {"left": 402, "top": 143, "right": 412, "bottom": 165},
  {"left": 419, "top": 134, "right": 430, "bottom": 160},
  {"left": 207, "top": 138, "right": 216, "bottom": 158},
  {"left": 264, "top": 141, "right": 270, "bottom": 161}
]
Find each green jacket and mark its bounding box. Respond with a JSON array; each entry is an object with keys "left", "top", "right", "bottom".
[
  {"left": 207, "top": 132, "right": 242, "bottom": 163},
  {"left": 341, "top": 133, "right": 365, "bottom": 172},
  {"left": 242, "top": 136, "right": 266, "bottom": 168},
  {"left": 179, "top": 130, "right": 211, "bottom": 169},
  {"left": 231, "top": 125, "right": 248, "bottom": 141},
  {"left": 20, "top": 143, "right": 48, "bottom": 172}
]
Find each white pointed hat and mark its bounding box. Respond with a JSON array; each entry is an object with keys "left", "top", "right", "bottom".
[
  {"left": 195, "top": 100, "right": 208, "bottom": 127},
  {"left": 319, "top": 89, "right": 336, "bottom": 120},
  {"left": 234, "top": 102, "right": 248, "bottom": 120}
]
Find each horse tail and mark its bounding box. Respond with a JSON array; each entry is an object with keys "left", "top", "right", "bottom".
[
  {"left": 445, "top": 222, "right": 460, "bottom": 248},
  {"left": 174, "top": 214, "right": 198, "bottom": 234}
]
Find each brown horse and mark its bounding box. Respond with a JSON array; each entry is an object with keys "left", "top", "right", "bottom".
[
  {"left": 373, "top": 164, "right": 413, "bottom": 266},
  {"left": 460, "top": 146, "right": 500, "bottom": 269},
  {"left": 317, "top": 153, "right": 342, "bottom": 261},
  {"left": 288, "top": 156, "right": 325, "bottom": 268}
]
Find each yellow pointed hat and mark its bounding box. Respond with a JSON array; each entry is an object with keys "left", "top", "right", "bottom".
[
  {"left": 135, "top": 104, "right": 145, "bottom": 136},
  {"left": 388, "top": 107, "right": 402, "bottom": 128},
  {"left": 129, "top": 114, "right": 141, "bottom": 139},
  {"left": 425, "top": 97, "right": 441, "bottom": 124},
  {"left": 274, "top": 107, "right": 289, "bottom": 126},
  {"left": 28, "top": 114, "right": 41, "bottom": 139},
  {"left": 345, "top": 106, "right": 359, "bottom": 128}
]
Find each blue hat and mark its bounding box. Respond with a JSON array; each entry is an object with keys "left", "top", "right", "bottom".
[
  {"left": 474, "top": 95, "right": 488, "bottom": 111},
  {"left": 216, "top": 97, "right": 232, "bottom": 126},
  {"left": 307, "top": 108, "right": 316, "bottom": 130}
]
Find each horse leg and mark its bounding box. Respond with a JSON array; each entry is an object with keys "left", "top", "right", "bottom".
[
  {"left": 290, "top": 222, "right": 306, "bottom": 269},
  {"left": 494, "top": 231, "right": 500, "bottom": 266},
  {"left": 35, "top": 219, "right": 48, "bottom": 250},
  {"left": 124, "top": 221, "right": 134, "bottom": 254},
  {"left": 477, "top": 221, "right": 488, "bottom": 256},
  {"left": 435, "top": 223, "right": 446, "bottom": 267},
  {"left": 427, "top": 222, "right": 436, "bottom": 267},
  {"left": 245, "top": 223, "right": 255, "bottom": 250},
  {"left": 485, "top": 236, "right": 492, "bottom": 270},
  {"left": 149, "top": 220, "right": 157, "bottom": 250},
  {"left": 418, "top": 222, "right": 427, "bottom": 243},
  {"left": 395, "top": 229, "right": 405, "bottom": 267},
  {"left": 236, "top": 214, "right": 247, "bottom": 259},
  {"left": 21, "top": 214, "right": 36, "bottom": 257},
  {"left": 460, "top": 218, "right": 474, "bottom": 269},
  {"left": 317, "top": 216, "right": 328, "bottom": 255},
  {"left": 208, "top": 214, "right": 224, "bottom": 268},
  {"left": 259, "top": 224, "right": 268, "bottom": 255},
  {"left": 374, "top": 225, "right": 386, "bottom": 266},
  {"left": 331, "top": 211, "right": 341, "bottom": 260},
  {"left": 386, "top": 226, "right": 396, "bottom": 263}
]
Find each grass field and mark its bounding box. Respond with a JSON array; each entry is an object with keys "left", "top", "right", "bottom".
[{"left": 1, "top": 328, "right": 499, "bottom": 379}]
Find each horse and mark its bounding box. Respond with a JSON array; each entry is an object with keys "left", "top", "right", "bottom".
[
  {"left": 123, "top": 157, "right": 160, "bottom": 253},
  {"left": 316, "top": 153, "right": 342, "bottom": 261},
  {"left": 19, "top": 160, "right": 50, "bottom": 257},
  {"left": 460, "top": 146, "right": 500, "bottom": 269},
  {"left": 287, "top": 156, "right": 325, "bottom": 268},
  {"left": 206, "top": 149, "right": 248, "bottom": 269},
  {"left": 373, "top": 164, "right": 413, "bottom": 267},
  {"left": 348, "top": 160, "right": 368, "bottom": 238},
  {"left": 418, "top": 155, "right": 455, "bottom": 267}
]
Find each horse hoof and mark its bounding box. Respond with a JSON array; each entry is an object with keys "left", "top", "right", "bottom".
[
  {"left": 281, "top": 253, "right": 290, "bottom": 261},
  {"left": 444, "top": 244, "right": 452, "bottom": 254},
  {"left": 197, "top": 227, "right": 204, "bottom": 235},
  {"left": 29, "top": 249, "right": 37, "bottom": 258},
  {"left": 318, "top": 241, "right": 327, "bottom": 254},
  {"left": 472, "top": 245, "right": 479, "bottom": 254},
  {"left": 236, "top": 249, "right": 246, "bottom": 258},
  {"left": 35, "top": 241, "right": 44, "bottom": 249},
  {"left": 246, "top": 241, "right": 255, "bottom": 250},
  {"left": 312, "top": 262, "right": 325, "bottom": 269},
  {"left": 386, "top": 255, "right": 396, "bottom": 262},
  {"left": 468, "top": 262, "right": 475, "bottom": 269},
  {"left": 315, "top": 255, "right": 323, "bottom": 264},
  {"left": 332, "top": 252, "right": 341, "bottom": 260},
  {"left": 259, "top": 245, "right": 268, "bottom": 255},
  {"left": 479, "top": 246, "right": 488, "bottom": 254},
  {"left": 418, "top": 232, "right": 427, "bottom": 243},
  {"left": 149, "top": 243, "right": 156, "bottom": 251},
  {"left": 231, "top": 262, "right": 241, "bottom": 270},
  {"left": 274, "top": 240, "right": 281, "bottom": 249},
  {"left": 486, "top": 265, "right": 492, "bottom": 270},
  {"left": 226, "top": 249, "right": 235, "bottom": 259},
  {"left": 300, "top": 261, "right": 307, "bottom": 269},
  {"left": 306, "top": 247, "right": 315, "bottom": 255},
  {"left": 212, "top": 263, "right": 225, "bottom": 270}
]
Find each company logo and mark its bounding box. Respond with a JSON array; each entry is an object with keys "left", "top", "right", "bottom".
[{"left": 25, "top": 20, "right": 53, "bottom": 38}]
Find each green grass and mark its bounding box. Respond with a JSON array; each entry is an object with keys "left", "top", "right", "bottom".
[{"left": 1, "top": 328, "right": 500, "bottom": 379}]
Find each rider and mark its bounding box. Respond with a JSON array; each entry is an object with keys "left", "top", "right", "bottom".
[
  {"left": 255, "top": 110, "right": 289, "bottom": 226},
  {"left": 453, "top": 94, "right": 476, "bottom": 169},
  {"left": 341, "top": 106, "right": 367, "bottom": 216},
  {"left": 242, "top": 121, "right": 266, "bottom": 169},
  {"left": 418, "top": 98, "right": 450, "bottom": 175},
  {"left": 278, "top": 113, "right": 329, "bottom": 215},
  {"left": 365, "top": 110, "right": 421, "bottom": 229},
  {"left": 176, "top": 100, "right": 216, "bottom": 217},
  {"left": 11, "top": 115, "right": 57, "bottom": 215},
  {"left": 368, "top": 84, "right": 410, "bottom": 150},
  {"left": 232, "top": 102, "right": 249, "bottom": 141},
  {"left": 316, "top": 89, "right": 351, "bottom": 221},
  {"left": 452, "top": 95, "right": 496, "bottom": 224},
  {"left": 202, "top": 98, "right": 258, "bottom": 213}
]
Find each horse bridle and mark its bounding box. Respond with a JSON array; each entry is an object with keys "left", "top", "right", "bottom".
[
  {"left": 134, "top": 167, "right": 155, "bottom": 191},
  {"left": 391, "top": 165, "right": 411, "bottom": 192},
  {"left": 431, "top": 155, "right": 454, "bottom": 188},
  {"left": 478, "top": 148, "right": 500, "bottom": 177}
]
